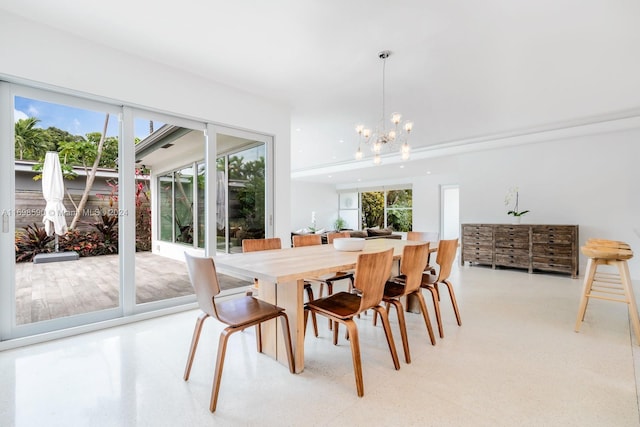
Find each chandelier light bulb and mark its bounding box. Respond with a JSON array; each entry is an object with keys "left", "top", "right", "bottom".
[
  {"left": 388, "top": 130, "right": 396, "bottom": 141},
  {"left": 401, "top": 142, "right": 410, "bottom": 160},
  {"left": 355, "top": 124, "right": 365, "bottom": 134},
  {"left": 391, "top": 112, "right": 402, "bottom": 125},
  {"left": 404, "top": 121, "right": 413, "bottom": 133},
  {"left": 355, "top": 147, "right": 363, "bottom": 160},
  {"left": 362, "top": 128, "right": 371, "bottom": 139},
  {"left": 373, "top": 154, "right": 382, "bottom": 165},
  {"left": 373, "top": 141, "right": 382, "bottom": 153}
]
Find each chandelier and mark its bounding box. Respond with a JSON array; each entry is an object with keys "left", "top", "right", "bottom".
[{"left": 355, "top": 50, "right": 413, "bottom": 164}]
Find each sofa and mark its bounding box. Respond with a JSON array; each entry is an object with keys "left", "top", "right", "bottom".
[
  {"left": 347, "top": 227, "right": 402, "bottom": 240},
  {"left": 291, "top": 227, "right": 401, "bottom": 245}
]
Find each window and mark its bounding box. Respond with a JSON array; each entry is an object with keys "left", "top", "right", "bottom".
[
  {"left": 338, "top": 192, "right": 359, "bottom": 230},
  {"left": 344, "top": 188, "right": 413, "bottom": 232},
  {"left": 386, "top": 189, "right": 413, "bottom": 232},
  {"left": 158, "top": 162, "right": 202, "bottom": 247}
]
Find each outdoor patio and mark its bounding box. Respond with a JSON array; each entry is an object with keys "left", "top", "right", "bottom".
[{"left": 15, "top": 252, "right": 251, "bottom": 325}]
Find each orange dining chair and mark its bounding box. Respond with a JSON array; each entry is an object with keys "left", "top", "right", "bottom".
[
  {"left": 407, "top": 231, "right": 439, "bottom": 275},
  {"left": 183, "top": 252, "right": 295, "bottom": 412},
  {"left": 420, "top": 238, "right": 461, "bottom": 338},
  {"left": 373, "top": 242, "right": 436, "bottom": 363},
  {"left": 324, "top": 230, "right": 355, "bottom": 295},
  {"left": 295, "top": 232, "right": 356, "bottom": 330},
  {"left": 242, "top": 237, "right": 281, "bottom": 294},
  {"left": 304, "top": 248, "right": 399, "bottom": 397},
  {"left": 292, "top": 231, "right": 353, "bottom": 336},
  {"left": 244, "top": 237, "right": 319, "bottom": 337}
]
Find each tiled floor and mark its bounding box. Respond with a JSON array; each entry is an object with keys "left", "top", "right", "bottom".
[{"left": 1, "top": 264, "right": 639, "bottom": 426}]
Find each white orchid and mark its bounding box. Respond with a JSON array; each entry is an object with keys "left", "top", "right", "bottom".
[{"left": 505, "top": 186, "right": 529, "bottom": 217}]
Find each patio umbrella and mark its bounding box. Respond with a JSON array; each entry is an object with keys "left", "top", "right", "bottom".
[
  {"left": 216, "top": 170, "right": 225, "bottom": 230},
  {"left": 42, "top": 151, "right": 67, "bottom": 252}
]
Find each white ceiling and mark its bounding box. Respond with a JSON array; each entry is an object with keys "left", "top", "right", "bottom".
[{"left": 2, "top": 0, "right": 639, "bottom": 184}]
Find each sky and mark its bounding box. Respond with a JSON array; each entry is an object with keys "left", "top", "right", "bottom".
[{"left": 14, "top": 96, "right": 159, "bottom": 140}]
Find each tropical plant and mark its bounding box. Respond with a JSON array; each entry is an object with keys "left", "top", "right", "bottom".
[
  {"left": 15, "top": 117, "right": 51, "bottom": 160},
  {"left": 93, "top": 212, "right": 119, "bottom": 254},
  {"left": 59, "top": 230, "right": 97, "bottom": 257},
  {"left": 94, "top": 171, "right": 151, "bottom": 251},
  {"left": 14, "top": 223, "right": 54, "bottom": 262},
  {"left": 333, "top": 216, "right": 347, "bottom": 231}
]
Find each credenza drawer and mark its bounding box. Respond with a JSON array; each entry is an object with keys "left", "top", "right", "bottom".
[
  {"left": 463, "top": 253, "right": 493, "bottom": 263},
  {"left": 495, "top": 247, "right": 528, "bottom": 256},
  {"left": 532, "top": 261, "right": 574, "bottom": 274},
  {"left": 532, "top": 256, "right": 573, "bottom": 267},
  {"left": 495, "top": 254, "right": 529, "bottom": 268},
  {"left": 532, "top": 244, "right": 573, "bottom": 256},
  {"left": 532, "top": 233, "right": 574, "bottom": 245},
  {"left": 495, "top": 239, "right": 529, "bottom": 249}
]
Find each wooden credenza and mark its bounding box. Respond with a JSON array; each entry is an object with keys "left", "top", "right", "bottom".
[{"left": 461, "top": 224, "right": 579, "bottom": 278}]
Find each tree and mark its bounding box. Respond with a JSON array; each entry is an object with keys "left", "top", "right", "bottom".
[
  {"left": 68, "top": 114, "right": 111, "bottom": 230},
  {"left": 57, "top": 133, "right": 118, "bottom": 170},
  {"left": 15, "top": 117, "right": 50, "bottom": 160},
  {"left": 361, "top": 191, "right": 384, "bottom": 228},
  {"left": 235, "top": 157, "right": 265, "bottom": 231},
  {"left": 41, "top": 126, "right": 84, "bottom": 152}
]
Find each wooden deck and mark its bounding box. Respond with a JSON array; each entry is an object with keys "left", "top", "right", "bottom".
[{"left": 15, "top": 252, "right": 251, "bottom": 325}]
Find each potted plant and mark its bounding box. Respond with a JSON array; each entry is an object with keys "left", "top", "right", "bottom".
[
  {"left": 505, "top": 187, "right": 529, "bottom": 224},
  {"left": 333, "top": 216, "right": 347, "bottom": 231}
]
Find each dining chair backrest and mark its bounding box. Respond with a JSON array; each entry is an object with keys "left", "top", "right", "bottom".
[
  {"left": 407, "top": 231, "right": 439, "bottom": 243},
  {"left": 326, "top": 231, "right": 350, "bottom": 244},
  {"left": 242, "top": 237, "right": 282, "bottom": 252},
  {"left": 353, "top": 248, "right": 394, "bottom": 312},
  {"left": 435, "top": 238, "right": 458, "bottom": 282},
  {"left": 184, "top": 252, "right": 220, "bottom": 318},
  {"left": 292, "top": 234, "right": 322, "bottom": 247},
  {"left": 400, "top": 243, "right": 430, "bottom": 294}
]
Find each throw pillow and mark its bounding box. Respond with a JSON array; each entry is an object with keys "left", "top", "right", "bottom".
[
  {"left": 349, "top": 230, "right": 368, "bottom": 238},
  {"left": 366, "top": 227, "right": 393, "bottom": 236}
]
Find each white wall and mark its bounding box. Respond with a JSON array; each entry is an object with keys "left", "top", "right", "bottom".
[
  {"left": 455, "top": 128, "right": 640, "bottom": 276},
  {"left": 290, "top": 181, "right": 337, "bottom": 233},
  {"left": 295, "top": 126, "right": 640, "bottom": 278},
  {"left": 0, "top": 12, "right": 292, "bottom": 245}
]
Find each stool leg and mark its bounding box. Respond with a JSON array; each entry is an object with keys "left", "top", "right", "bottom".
[
  {"left": 618, "top": 260, "right": 640, "bottom": 345},
  {"left": 575, "top": 258, "right": 597, "bottom": 332}
]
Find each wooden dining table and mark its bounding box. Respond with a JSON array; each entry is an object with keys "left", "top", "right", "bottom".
[{"left": 213, "top": 238, "right": 430, "bottom": 373}]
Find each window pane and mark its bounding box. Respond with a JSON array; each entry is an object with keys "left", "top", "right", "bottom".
[
  {"left": 387, "top": 208, "right": 413, "bottom": 232},
  {"left": 386, "top": 189, "right": 412, "bottom": 208},
  {"left": 174, "top": 166, "right": 194, "bottom": 244},
  {"left": 158, "top": 174, "right": 173, "bottom": 241},
  {"left": 338, "top": 209, "right": 359, "bottom": 230},
  {"left": 228, "top": 146, "right": 265, "bottom": 243},
  {"left": 386, "top": 189, "right": 412, "bottom": 232},
  {"left": 13, "top": 95, "right": 120, "bottom": 325},
  {"left": 361, "top": 191, "right": 384, "bottom": 228},
  {"left": 197, "top": 162, "right": 206, "bottom": 248}
]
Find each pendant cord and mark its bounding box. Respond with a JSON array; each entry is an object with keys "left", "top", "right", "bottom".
[{"left": 381, "top": 57, "right": 386, "bottom": 129}]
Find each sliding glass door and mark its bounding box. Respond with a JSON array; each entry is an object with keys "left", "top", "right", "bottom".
[
  {"left": 0, "top": 84, "right": 274, "bottom": 343},
  {"left": 132, "top": 112, "right": 206, "bottom": 309},
  {"left": 1, "top": 84, "right": 122, "bottom": 339},
  {"left": 214, "top": 128, "right": 271, "bottom": 254}
]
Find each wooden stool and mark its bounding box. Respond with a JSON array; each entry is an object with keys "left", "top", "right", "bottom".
[{"left": 575, "top": 239, "right": 640, "bottom": 344}]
